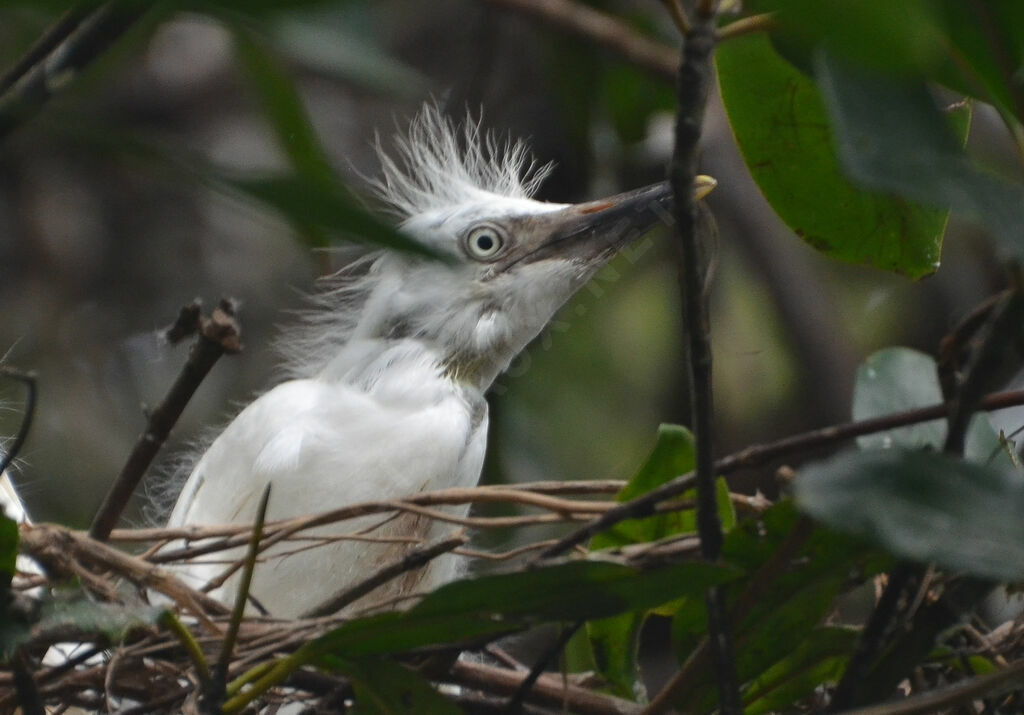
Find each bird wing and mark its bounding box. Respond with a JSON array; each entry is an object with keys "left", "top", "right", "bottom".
[{"left": 166, "top": 377, "right": 487, "bottom": 615}]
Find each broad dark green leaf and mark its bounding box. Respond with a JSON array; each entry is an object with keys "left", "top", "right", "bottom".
[
  {"left": 305, "top": 559, "right": 739, "bottom": 661},
  {"left": 743, "top": 627, "right": 857, "bottom": 714},
  {"left": 851, "top": 347, "right": 1016, "bottom": 472},
  {"left": 815, "top": 51, "right": 1024, "bottom": 254},
  {"left": 745, "top": 0, "right": 948, "bottom": 78},
  {"left": 0, "top": 513, "right": 16, "bottom": 593},
  {"left": 324, "top": 656, "right": 461, "bottom": 715},
  {"left": 853, "top": 347, "right": 946, "bottom": 450},
  {"left": 795, "top": 448, "right": 1024, "bottom": 580},
  {"left": 226, "top": 174, "right": 439, "bottom": 258},
  {"left": 716, "top": 34, "right": 951, "bottom": 277}
]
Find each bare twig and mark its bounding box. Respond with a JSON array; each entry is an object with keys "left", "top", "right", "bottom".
[
  {"left": 0, "top": 1, "right": 152, "bottom": 142},
  {"left": 0, "top": 5, "right": 91, "bottom": 95},
  {"left": 448, "top": 659, "right": 640, "bottom": 715},
  {"left": 504, "top": 620, "right": 582, "bottom": 713},
  {"left": 0, "top": 367, "right": 37, "bottom": 476},
  {"left": 481, "top": 0, "right": 677, "bottom": 80},
  {"left": 90, "top": 299, "right": 241, "bottom": 541},
  {"left": 301, "top": 531, "right": 467, "bottom": 618},
  {"left": 715, "top": 12, "right": 778, "bottom": 41},
  {"left": 658, "top": 0, "right": 691, "bottom": 35},
  {"left": 539, "top": 387, "right": 1024, "bottom": 559}
]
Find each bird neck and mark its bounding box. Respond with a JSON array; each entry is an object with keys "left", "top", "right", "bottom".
[{"left": 315, "top": 337, "right": 492, "bottom": 400}]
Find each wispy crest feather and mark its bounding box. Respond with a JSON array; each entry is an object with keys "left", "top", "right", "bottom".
[
  {"left": 277, "top": 105, "right": 551, "bottom": 380},
  {"left": 368, "top": 104, "right": 552, "bottom": 218}
]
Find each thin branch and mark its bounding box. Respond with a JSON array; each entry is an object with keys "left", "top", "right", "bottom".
[
  {"left": 503, "top": 620, "right": 582, "bottom": 713},
  {"left": 447, "top": 659, "right": 641, "bottom": 715},
  {"left": 480, "top": 0, "right": 677, "bottom": 80},
  {"left": 10, "top": 652, "right": 44, "bottom": 715},
  {"left": 538, "top": 387, "right": 1024, "bottom": 559},
  {"left": 0, "top": 1, "right": 151, "bottom": 142},
  {"left": 0, "top": 5, "right": 91, "bottom": 95},
  {"left": 0, "top": 368, "right": 37, "bottom": 476},
  {"left": 716, "top": 12, "right": 778, "bottom": 41},
  {"left": 301, "top": 531, "right": 467, "bottom": 618},
  {"left": 668, "top": 1, "right": 739, "bottom": 709},
  {"left": 90, "top": 299, "right": 242, "bottom": 541},
  {"left": 658, "top": 0, "right": 691, "bottom": 36}
]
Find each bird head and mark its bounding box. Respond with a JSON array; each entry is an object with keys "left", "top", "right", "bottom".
[{"left": 289, "top": 107, "right": 714, "bottom": 391}]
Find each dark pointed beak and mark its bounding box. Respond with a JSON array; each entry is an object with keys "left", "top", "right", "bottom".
[{"left": 509, "top": 176, "right": 716, "bottom": 268}]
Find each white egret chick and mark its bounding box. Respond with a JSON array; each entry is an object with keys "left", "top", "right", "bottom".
[{"left": 167, "top": 106, "right": 712, "bottom": 617}]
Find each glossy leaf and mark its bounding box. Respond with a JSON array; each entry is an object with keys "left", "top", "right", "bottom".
[
  {"left": 853, "top": 347, "right": 946, "bottom": 450},
  {"left": 0, "top": 513, "right": 15, "bottom": 593},
  {"left": 795, "top": 448, "right": 1024, "bottom": 580},
  {"left": 716, "top": 34, "right": 951, "bottom": 277},
  {"left": 815, "top": 51, "right": 1024, "bottom": 254},
  {"left": 591, "top": 424, "right": 695, "bottom": 550},
  {"left": 306, "top": 559, "right": 739, "bottom": 661},
  {"left": 852, "top": 347, "right": 1016, "bottom": 471}
]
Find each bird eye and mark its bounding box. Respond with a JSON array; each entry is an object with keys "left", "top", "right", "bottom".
[{"left": 465, "top": 225, "right": 505, "bottom": 261}]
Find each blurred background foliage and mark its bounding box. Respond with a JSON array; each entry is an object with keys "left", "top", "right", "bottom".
[{"left": 0, "top": 0, "right": 1016, "bottom": 539}]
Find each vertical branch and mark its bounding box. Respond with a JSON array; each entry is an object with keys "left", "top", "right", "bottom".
[
  {"left": 664, "top": 1, "right": 740, "bottom": 712},
  {"left": 89, "top": 300, "right": 241, "bottom": 541}
]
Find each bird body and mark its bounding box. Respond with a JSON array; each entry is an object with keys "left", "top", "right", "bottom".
[{"left": 167, "top": 106, "right": 699, "bottom": 617}]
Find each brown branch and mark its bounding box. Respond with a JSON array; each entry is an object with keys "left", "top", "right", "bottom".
[
  {"left": 538, "top": 387, "right": 1024, "bottom": 560},
  {"left": 447, "top": 659, "right": 640, "bottom": 715},
  {"left": 19, "top": 523, "right": 230, "bottom": 631},
  {"left": 90, "top": 299, "right": 241, "bottom": 541},
  {"left": 480, "top": 0, "right": 677, "bottom": 80},
  {"left": 302, "top": 531, "right": 467, "bottom": 618}
]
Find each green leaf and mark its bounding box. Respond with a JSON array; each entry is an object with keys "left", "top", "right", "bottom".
[
  {"left": 851, "top": 347, "right": 1016, "bottom": 473},
  {"left": 746, "top": 0, "right": 949, "bottom": 78},
  {"left": 325, "top": 657, "right": 461, "bottom": 714},
  {"left": 305, "top": 559, "right": 739, "bottom": 661},
  {"left": 591, "top": 424, "right": 696, "bottom": 550},
  {"left": 0, "top": 589, "right": 163, "bottom": 659},
  {"left": 716, "top": 33, "right": 951, "bottom": 278},
  {"left": 934, "top": 0, "right": 1024, "bottom": 124},
  {"left": 743, "top": 627, "right": 857, "bottom": 714},
  {"left": 853, "top": 347, "right": 946, "bottom": 450},
  {"left": 672, "top": 502, "right": 884, "bottom": 711},
  {"left": 0, "top": 513, "right": 16, "bottom": 593},
  {"left": 225, "top": 174, "right": 440, "bottom": 258},
  {"left": 587, "top": 612, "right": 646, "bottom": 702},
  {"left": 814, "top": 51, "right": 1024, "bottom": 254},
  {"left": 795, "top": 448, "right": 1024, "bottom": 580},
  {"left": 232, "top": 26, "right": 336, "bottom": 190}
]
